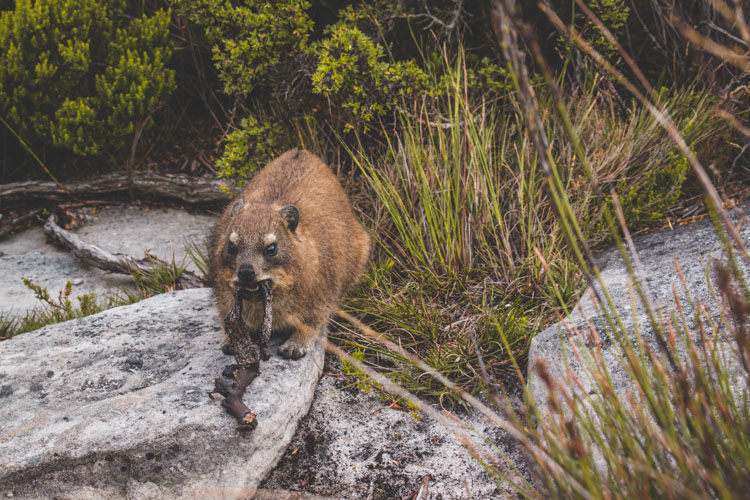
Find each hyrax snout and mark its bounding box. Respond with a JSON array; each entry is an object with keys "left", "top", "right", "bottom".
[{"left": 210, "top": 148, "right": 371, "bottom": 359}]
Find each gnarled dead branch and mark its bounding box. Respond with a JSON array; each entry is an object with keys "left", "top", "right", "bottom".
[
  {"left": 42, "top": 214, "right": 205, "bottom": 289},
  {"left": 1, "top": 171, "right": 232, "bottom": 207}
]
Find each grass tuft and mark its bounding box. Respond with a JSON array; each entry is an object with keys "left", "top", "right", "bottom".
[
  {"left": 0, "top": 279, "right": 126, "bottom": 338},
  {"left": 340, "top": 43, "right": 725, "bottom": 404}
]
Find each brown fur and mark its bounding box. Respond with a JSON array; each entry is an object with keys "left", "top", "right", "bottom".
[{"left": 210, "top": 149, "right": 371, "bottom": 359}]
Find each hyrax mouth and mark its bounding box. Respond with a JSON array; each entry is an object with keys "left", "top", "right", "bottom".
[{"left": 238, "top": 279, "right": 271, "bottom": 301}]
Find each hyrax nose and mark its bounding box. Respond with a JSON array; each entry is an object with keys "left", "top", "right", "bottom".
[{"left": 237, "top": 264, "right": 256, "bottom": 283}]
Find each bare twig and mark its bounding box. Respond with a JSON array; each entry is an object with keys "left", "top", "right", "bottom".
[
  {"left": 42, "top": 214, "right": 205, "bottom": 289},
  {"left": 0, "top": 209, "right": 43, "bottom": 239},
  {"left": 209, "top": 364, "right": 260, "bottom": 431}
]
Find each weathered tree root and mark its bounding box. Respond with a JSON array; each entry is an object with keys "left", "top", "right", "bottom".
[
  {"left": 212, "top": 284, "right": 274, "bottom": 430},
  {"left": 209, "top": 364, "right": 260, "bottom": 432},
  {"left": 42, "top": 214, "right": 205, "bottom": 289},
  {"left": 0, "top": 171, "right": 232, "bottom": 208}
]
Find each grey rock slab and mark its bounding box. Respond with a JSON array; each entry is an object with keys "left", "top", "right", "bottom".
[
  {"left": 75, "top": 205, "right": 215, "bottom": 270},
  {"left": 0, "top": 205, "right": 217, "bottom": 316},
  {"left": 0, "top": 288, "right": 324, "bottom": 499},
  {"left": 262, "top": 356, "right": 521, "bottom": 499},
  {"left": 529, "top": 202, "right": 750, "bottom": 416},
  {"left": 0, "top": 227, "right": 133, "bottom": 317}
]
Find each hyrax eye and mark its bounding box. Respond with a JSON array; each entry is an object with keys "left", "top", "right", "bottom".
[
  {"left": 264, "top": 243, "right": 277, "bottom": 257},
  {"left": 227, "top": 241, "right": 238, "bottom": 256}
]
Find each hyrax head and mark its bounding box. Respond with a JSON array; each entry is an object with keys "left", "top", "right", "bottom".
[{"left": 220, "top": 198, "right": 299, "bottom": 302}]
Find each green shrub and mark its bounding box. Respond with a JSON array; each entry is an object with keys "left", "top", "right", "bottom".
[
  {"left": 174, "top": 0, "right": 313, "bottom": 97},
  {"left": 311, "top": 24, "right": 429, "bottom": 132},
  {"left": 595, "top": 87, "right": 723, "bottom": 232},
  {"left": 0, "top": 0, "right": 175, "bottom": 156},
  {"left": 614, "top": 150, "right": 688, "bottom": 228},
  {"left": 174, "top": 0, "right": 504, "bottom": 181},
  {"left": 0, "top": 279, "right": 123, "bottom": 338},
  {"left": 215, "top": 115, "right": 288, "bottom": 183}
]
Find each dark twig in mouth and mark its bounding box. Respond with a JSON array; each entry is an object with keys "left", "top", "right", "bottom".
[
  {"left": 259, "top": 280, "right": 273, "bottom": 360},
  {"left": 210, "top": 283, "right": 274, "bottom": 430}
]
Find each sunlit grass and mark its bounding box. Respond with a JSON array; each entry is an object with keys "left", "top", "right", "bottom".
[
  {"left": 1, "top": 244, "right": 210, "bottom": 339},
  {"left": 338, "top": 42, "right": 724, "bottom": 403}
]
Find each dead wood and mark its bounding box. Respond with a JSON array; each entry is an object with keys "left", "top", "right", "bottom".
[
  {"left": 42, "top": 214, "right": 205, "bottom": 289},
  {"left": 223, "top": 288, "right": 264, "bottom": 366},
  {"left": 211, "top": 285, "right": 274, "bottom": 430},
  {"left": 259, "top": 280, "right": 273, "bottom": 360},
  {"left": 1, "top": 171, "right": 232, "bottom": 207},
  {"left": 209, "top": 364, "right": 260, "bottom": 431},
  {"left": 0, "top": 209, "right": 43, "bottom": 239}
]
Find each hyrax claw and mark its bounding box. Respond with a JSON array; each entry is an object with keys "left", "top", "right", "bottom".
[{"left": 278, "top": 338, "right": 308, "bottom": 360}]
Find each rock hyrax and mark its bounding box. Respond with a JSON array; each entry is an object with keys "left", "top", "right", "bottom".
[{"left": 211, "top": 148, "right": 371, "bottom": 359}]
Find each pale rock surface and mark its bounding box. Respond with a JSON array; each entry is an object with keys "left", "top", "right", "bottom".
[
  {"left": 529, "top": 203, "right": 750, "bottom": 417},
  {"left": 0, "top": 288, "right": 324, "bottom": 499},
  {"left": 0, "top": 204, "right": 215, "bottom": 316},
  {"left": 261, "top": 355, "right": 523, "bottom": 499}
]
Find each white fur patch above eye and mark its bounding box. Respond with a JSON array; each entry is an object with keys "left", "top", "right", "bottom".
[
  {"left": 229, "top": 231, "right": 239, "bottom": 244},
  {"left": 263, "top": 233, "right": 276, "bottom": 246}
]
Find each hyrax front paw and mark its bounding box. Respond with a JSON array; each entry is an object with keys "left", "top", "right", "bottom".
[{"left": 279, "top": 337, "right": 308, "bottom": 360}]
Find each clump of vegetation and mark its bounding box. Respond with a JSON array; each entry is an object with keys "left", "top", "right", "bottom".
[
  {"left": 172, "top": 0, "right": 504, "bottom": 183},
  {"left": 214, "top": 114, "right": 289, "bottom": 186},
  {"left": 129, "top": 255, "right": 192, "bottom": 298},
  {"left": 1, "top": 244, "right": 208, "bottom": 339},
  {"left": 0, "top": 0, "right": 175, "bottom": 158},
  {"left": 336, "top": 43, "right": 726, "bottom": 402},
  {"left": 522, "top": 257, "right": 750, "bottom": 498},
  {"left": 561, "top": 84, "right": 726, "bottom": 235},
  {"left": 1, "top": 279, "right": 125, "bottom": 338}
]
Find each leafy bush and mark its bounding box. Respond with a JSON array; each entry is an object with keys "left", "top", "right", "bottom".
[
  {"left": 215, "top": 115, "right": 288, "bottom": 183},
  {"left": 312, "top": 24, "right": 429, "bottom": 132},
  {"left": 0, "top": 0, "right": 175, "bottom": 156},
  {"left": 175, "top": 0, "right": 313, "bottom": 98},
  {"left": 173, "top": 0, "right": 504, "bottom": 182},
  {"left": 545, "top": 0, "right": 630, "bottom": 55}
]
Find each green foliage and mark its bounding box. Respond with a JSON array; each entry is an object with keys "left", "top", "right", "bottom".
[
  {"left": 174, "top": 0, "right": 505, "bottom": 178},
  {"left": 337, "top": 342, "right": 421, "bottom": 419},
  {"left": 0, "top": 279, "right": 124, "bottom": 338},
  {"left": 129, "top": 255, "right": 190, "bottom": 298},
  {"left": 543, "top": 259, "right": 582, "bottom": 310},
  {"left": 311, "top": 24, "right": 429, "bottom": 132},
  {"left": 0, "top": 0, "right": 175, "bottom": 156},
  {"left": 546, "top": 0, "right": 630, "bottom": 56},
  {"left": 340, "top": 348, "right": 375, "bottom": 394},
  {"left": 587, "top": 0, "right": 630, "bottom": 53},
  {"left": 583, "top": 86, "right": 724, "bottom": 233},
  {"left": 174, "top": 0, "right": 313, "bottom": 97},
  {"left": 185, "top": 238, "right": 212, "bottom": 280},
  {"left": 342, "top": 46, "right": 728, "bottom": 404},
  {"left": 614, "top": 150, "right": 688, "bottom": 228},
  {"left": 215, "top": 115, "right": 287, "bottom": 183},
  {"left": 1, "top": 250, "right": 200, "bottom": 338},
  {"left": 336, "top": 51, "right": 577, "bottom": 402}
]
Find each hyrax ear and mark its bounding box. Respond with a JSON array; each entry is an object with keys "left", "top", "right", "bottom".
[
  {"left": 229, "top": 198, "right": 244, "bottom": 218},
  {"left": 280, "top": 205, "right": 299, "bottom": 232}
]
